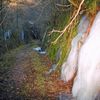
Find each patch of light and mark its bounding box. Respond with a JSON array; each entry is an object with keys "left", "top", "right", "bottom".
[
  {"left": 9, "top": 0, "right": 42, "bottom": 7},
  {"left": 9, "top": 3, "right": 17, "bottom": 7},
  {"left": 9, "top": 0, "right": 17, "bottom": 7}
]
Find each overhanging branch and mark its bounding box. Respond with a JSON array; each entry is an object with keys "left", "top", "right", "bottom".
[{"left": 49, "top": 0, "right": 85, "bottom": 44}]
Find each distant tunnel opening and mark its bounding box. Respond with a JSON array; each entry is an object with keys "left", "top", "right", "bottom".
[{"left": 23, "top": 22, "right": 41, "bottom": 42}]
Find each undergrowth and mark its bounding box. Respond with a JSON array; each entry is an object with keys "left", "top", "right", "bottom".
[
  {"left": 0, "top": 46, "right": 23, "bottom": 72},
  {"left": 47, "top": 0, "right": 99, "bottom": 72}
]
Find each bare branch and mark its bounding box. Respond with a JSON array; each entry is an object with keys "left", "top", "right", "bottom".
[
  {"left": 68, "top": 0, "right": 78, "bottom": 8},
  {"left": 56, "top": 4, "right": 71, "bottom": 8},
  {"left": 48, "top": 29, "right": 62, "bottom": 36},
  {"left": 50, "top": 0, "right": 85, "bottom": 44},
  {"left": 0, "top": 7, "right": 9, "bottom": 26}
]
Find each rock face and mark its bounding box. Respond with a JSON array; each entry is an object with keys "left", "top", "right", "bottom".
[
  {"left": 61, "top": 16, "right": 90, "bottom": 82},
  {"left": 61, "top": 11, "right": 100, "bottom": 100},
  {"left": 72, "top": 11, "right": 100, "bottom": 100}
]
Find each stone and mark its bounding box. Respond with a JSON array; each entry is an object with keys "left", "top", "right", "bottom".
[
  {"left": 72, "top": 11, "right": 100, "bottom": 100},
  {"left": 61, "top": 15, "right": 90, "bottom": 82}
]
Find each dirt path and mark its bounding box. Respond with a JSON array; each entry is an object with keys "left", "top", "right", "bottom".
[
  {"left": 0, "top": 45, "right": 73, "bottom": 100},
  {"left": 9, "top": 45, "right": 53, "bottom": 99},
  {"left": 11, "top": 47, "right": 33, "bottom": 88}
]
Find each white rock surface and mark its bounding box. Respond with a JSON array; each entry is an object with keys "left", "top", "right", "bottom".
[
  {"left": 61, "top": 16, "right": 90, "bottom": 82},
  {"left": 72, "top": 11, "right": 100, "bottom": 100},
  {"left": 33, "top": 47, "right": 41, "bottom": 51}
]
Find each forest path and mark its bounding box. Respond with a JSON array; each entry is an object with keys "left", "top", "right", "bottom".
[
  {"left": 0, "top": 44, "right": 73, "bottom": 100},
  {"left": 10, "top": 45, "right": 52, "bottom": 99}
]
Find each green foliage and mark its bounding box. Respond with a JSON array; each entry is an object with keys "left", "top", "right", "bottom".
[
  {"left": 0, "top": 42, "right": 35, "bottom": 74},
  {"left": 48, "top": 43, "right": 59, "bottom": 62},
  {"left": 54, "top": 12, "right": 69, "bottom": 30},
  {"left": 47, "top": 31, "right": 59, "bottom": 62},
  {"left": 47, "top": 11, "right": 70, "bottom": 62},
  {"left": 85, "top": 0, "right": 97, "bottom": 15},
  {"left": 58, "top": 20, "right": 78, "bottom": 67},
  {"left": 0, "top": 46, "right": 23, "bottom": 73},
  {"left": 0, "top": 37, "right": 6, "bottom": 55},
  {"left": 48, "top": 0, "right": 99, "bottom": 69}
]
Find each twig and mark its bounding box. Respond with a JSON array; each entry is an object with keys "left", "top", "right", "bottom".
[
  {"left": 48, "top": 29, "right": 62, "bottom": 36},
  {"left": 56, "top": 4, "right": 71, "bottom": 8},
  {"left": 0, "top": 7, "right": 9, "bottom": 26},
  {"left": 0, "top": 6, "right": 7, "bottom": 13},
  {"left": 68, "top": 0, "right": 78, "bottom": 8},
  {"left": 30, "top": 1, "right": 50, "bottom": 25},
  {"left": 50, "top": 0, "right": 85, "bottom": 44}
]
